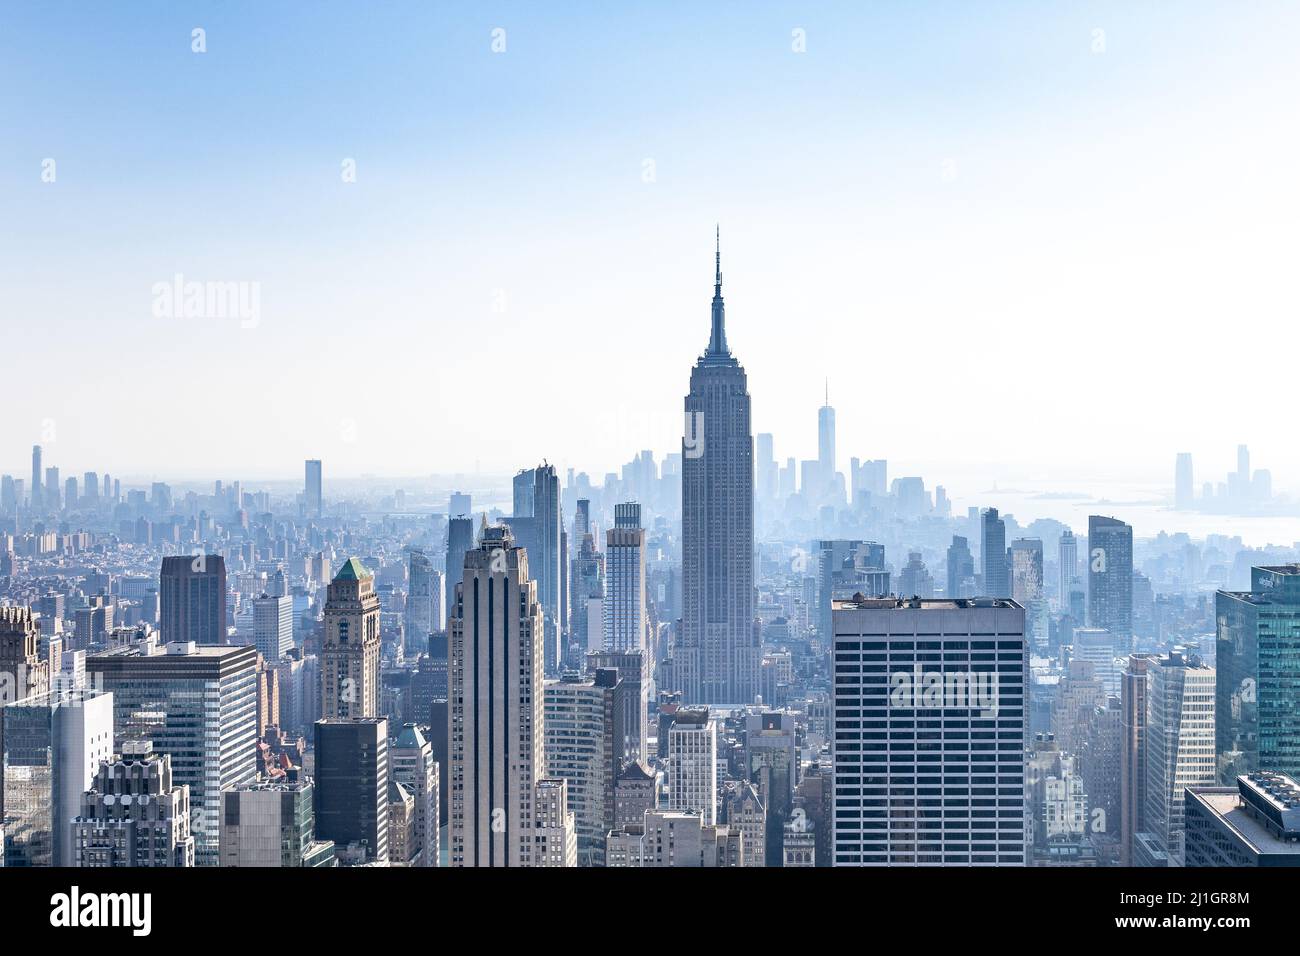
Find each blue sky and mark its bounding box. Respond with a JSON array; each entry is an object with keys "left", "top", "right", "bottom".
[{"left": 2, "top": 2, "right": 1298, "bottom": 491}]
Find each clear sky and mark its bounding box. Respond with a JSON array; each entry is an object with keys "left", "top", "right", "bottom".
[{"left": 2, "top": 2, "right": 1297, "bottom": 492}]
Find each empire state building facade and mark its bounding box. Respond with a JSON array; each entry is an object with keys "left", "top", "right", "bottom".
[{"left": 679, "top": 230, "right": 758, "bottom": 704}]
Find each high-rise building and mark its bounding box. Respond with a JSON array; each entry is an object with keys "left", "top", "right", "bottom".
[
  {"left": 1215, "top": 564, "right": 1300, "bottom": 782},
  {"left": 1010, "top": 538, "right": 1045, "bottom": 648},
  {"left": 0, "top": 605, "right": 50, "bottom": 705},
  {"left": 817, "top": 540, "right": 889, "bottom": 643},
  {"left": 160, "top": 554, "right": 228, "bottom": 645},
  {"left": 1087, "top": 516, "right": 1133, "bottom": 646},
  {"left": 29, "top": 444, "right": 42, "bottom": 511},
  {"left": 543, "top": 669, "right": 627, "bottom": 866},
  {"left": 831, "top": 596, "right": 1029, "bottom": 866},
  {"left": 1120, "top": 653, "right": 1153, "bottom": 866},
  {"left": 678, "top": 230, "right": 757, "bottom": 705},
  {"left": 313, "top": 717, "right": 389, "bottom": 864},
  {"left": 88, "top": 641, "right": 259, "bottom": 865},
  {"left": 604, "top": 502, "right": 646, "bottom": 654},
  {"left": 668, "top": 707, "right": 717, "bottom": 826},
  {"left": 817, "top": 382, "right": 836, "bottom": 495},
  {"left": 507, "top": 464, "right": 563, "bottom": 674},
  {"left": 898, "top": 551, "right": 935, "bottom": 598},
  {"left": 745, "top": 712, "right": 797, "bottom": 865},
  {"left": 73, "top": 740, "right": 195, "bottom": 867},
  {"left": 946, "top": 536, "right": 976, "bottom": 599},
  {"left": 981, "top": 508, "right": 1008, "bottom": 598},
  {"left": 405, "top": 550, "right": 439, "bottom": 657},
  {"left": 1058, "top": 529, "right": 1078, "bottom": 609},
  {"left": 569, "top": 530, "right": 604, "bottom": 658},
  {"left": 449, "top": 526, "right": 547, "bottom": 866},
  {"left": 390, "top": 723, "right": 440, "bottom": 867},
  {"left": 253, "top": 593, "right": 294, "bottom": 662},
  {"left": 1142, "top": 650, "right": 1215, "bottom": 864},
  {"left": 44, "top": 466, "right": 59, "bottom": 512},
  {"left": 532, "top": 778, "right": 578, "bottom": 867},
  {"left": 219, "top": 777, "right": 335, "bottom": 867},
  {"left": 587, "top": 649, "right": 648, "bottom": 763},
  {"left": 1, "top": 688, "right": 113, "bottom": 866},
  {"left": 321, "top": 558, "right": 381, "bottom": 719},
  {"left": 304, "top": 459, "right": 322, "bottom": 518},
  {"left": 1175, "top": 453, "right": 1194, "bottom": 510},
  {"left": 445, "top": 515, "right": 475, "bottom": 629}
]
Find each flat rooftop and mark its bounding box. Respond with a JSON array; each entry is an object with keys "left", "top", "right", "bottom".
[
  {"left": 832, "top": 596, "right": 1022, "bottom": 611},
  {"left": 1191, "top": 789, "right": 1300, "bottom": 855}
]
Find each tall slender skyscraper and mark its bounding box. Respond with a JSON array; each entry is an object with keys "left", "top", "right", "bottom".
[
  {"left": 405, "top": 549, "right": 438, "bottom": 657},
  {"left": 1143, "top": 650, "right": 1216, "bottom": 864},
  {"left": 1088, "top": 515, "right": 1133, "bottom": 645},
  {"left": 304, "top": 459, "right": 322, "bottom": 518},
  {"left": 321, "top": 558, "right": 381, "bottom": 719},
  {"left": 679, "top": 229, "right": 757, "bottom": 705},
  {"left": 604, "top": 502, "right": 646, "bottom": 654},
  {"left": 29, "top": 444, "right": 42, "bottom": 511},
  {"left": 818, "top": 381, "right": 836, "bottom": 493},
  {"left": 449, "top": 526, "right": 547, "bottom": 866},
  {"left": 507, "top": 464, "right": 563, "bottom": 674},
  {"left": 1058, "top": 529, "right": 1078, "bottom": 609},
  {"left": 981, "top": 508, "right": 1008, "bottom": 598}
]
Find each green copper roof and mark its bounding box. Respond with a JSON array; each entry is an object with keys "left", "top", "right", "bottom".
[{"left": 334, "top": 557, "right": 372, "bottom": 582}]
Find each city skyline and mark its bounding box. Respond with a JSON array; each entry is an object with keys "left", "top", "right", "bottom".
[{"left": 4, "top": 1, "right": 1298, "bottom": 923}]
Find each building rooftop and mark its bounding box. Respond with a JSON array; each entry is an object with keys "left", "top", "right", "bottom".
[
  {"left": 832, "top": 595, "right": 1022, "bottom": 611},
  {"left": 333, "top": 557, "right": 372, "bottom": 582},
  {"left": 1190, "top": 786, "right": 1300, "bottom": 855}
]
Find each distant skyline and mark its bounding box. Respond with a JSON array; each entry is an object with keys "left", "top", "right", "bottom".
[{"left": 4, "top": 2, "right": 1299, "bottom": 486}]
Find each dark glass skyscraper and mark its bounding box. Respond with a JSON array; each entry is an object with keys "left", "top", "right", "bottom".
[
  {"left": 981, "top": 508, "right": 1008, "bottom": 598},
  {"left": 160, "top": 554, "right": 228, "bottom": 645},
  {"left": 678, "top": 230, "right": 757, "bottom": 705},
  {"left": 1215, "top": 565, "right": 1300, "bottom": 782},
  {"left": 1088, "top": 515, "right": 1133, "bottom": 645}
]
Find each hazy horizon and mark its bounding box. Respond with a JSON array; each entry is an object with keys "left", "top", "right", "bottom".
[{"left": 5, "top": 2, "right": 1298, "bottom": 489}]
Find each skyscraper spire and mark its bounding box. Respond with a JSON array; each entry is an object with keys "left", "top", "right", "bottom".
[
  {"left": 715, "top": 223, "right": 722, "bottom": 291},
  {"left": 707, "top": 225, "right": 729, "bottom": 357}
]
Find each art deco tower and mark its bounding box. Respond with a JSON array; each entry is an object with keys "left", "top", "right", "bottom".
[
  {"left": 321, "top": 558, "right": 382, "bottom": 718},
  {"left": 679, "top": 229, "right": 757, "bottom": 704}
]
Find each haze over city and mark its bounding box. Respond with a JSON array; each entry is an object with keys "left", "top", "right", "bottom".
[{"left": 1, "top": 1, "right": 1295, "bottom": 933}]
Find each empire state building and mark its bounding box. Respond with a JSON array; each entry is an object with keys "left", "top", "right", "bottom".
[{"left": 678, "top": 229, "right": 758, "bottom": 704}]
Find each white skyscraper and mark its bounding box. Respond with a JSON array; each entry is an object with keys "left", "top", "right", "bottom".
[
  {"left": 253, "top": 593, "right": 294, "bottom": 662},
  {"left": 1143, "top": 650, "right": 1216, "bottom": 864},
  {"left": 603, "top": 502, "right": 646, "bottom": 654},
  {"left": 668, "top": 708, "right": 718, "bottom": 826},
  {"left": 450, "top": 525, "right": 571, "bottom": 866},
  {"left": 1, "top": 688, "right": 113, "bottom": 867}
]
